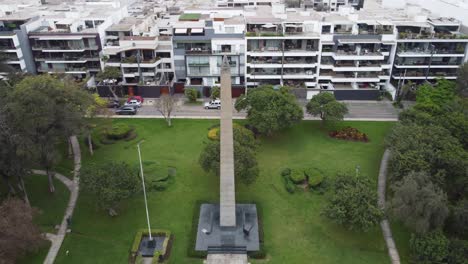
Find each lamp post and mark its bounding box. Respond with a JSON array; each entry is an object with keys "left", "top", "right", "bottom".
[{"left": 137, "top": 141, "right": 152, "bottom": 241}]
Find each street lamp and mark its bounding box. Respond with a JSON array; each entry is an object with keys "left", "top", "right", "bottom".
[{"left": 137, "top": 140, "right": 153, "bottom": 242}]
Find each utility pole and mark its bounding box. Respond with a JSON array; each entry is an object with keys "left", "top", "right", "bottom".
[{"left": 137, "top": 141, "right": 152, "bottom": 241}]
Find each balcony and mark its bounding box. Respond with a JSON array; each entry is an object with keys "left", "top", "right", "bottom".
[
  {"left": 185, "top": 48, "right": 211, "bottom": 55},
  {"left": 398, "top": 31, "right": 468, "bottom": 40}
]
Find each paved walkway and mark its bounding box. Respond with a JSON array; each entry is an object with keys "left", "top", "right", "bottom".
[
  {"left": 205, "top": 254, "right": 248, "bottom": 264},
  {"left": 377, "top": 150, "right": 401, "bottom": 264},
  {"left": 33, "top": 135, "right": 81, "bottom": 264}
]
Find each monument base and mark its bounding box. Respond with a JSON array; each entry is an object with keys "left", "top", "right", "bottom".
[
  {"left": 195, "top": 204, "right": 260, "bottom": 253},
  {"left": 138, "top": 235, "right": 165, "bottom": 257}
]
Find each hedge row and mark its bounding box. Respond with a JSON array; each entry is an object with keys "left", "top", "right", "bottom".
[{"left": 129, "top": 229, "right": 172, "bottom": 264}]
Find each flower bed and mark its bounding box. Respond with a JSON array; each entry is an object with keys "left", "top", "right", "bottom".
[
  {"left": 329, "top": 127, "right": 369, "bottom": 142},
  {"left": 129, "top": 229, "right": 172, "bottom": 264}
]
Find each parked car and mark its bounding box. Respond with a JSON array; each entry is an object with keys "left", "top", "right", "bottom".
[
  {"left": 204, "top": 99, "right": 221, "bottom": 109},
  {"left": 115, "top": 106, "right": 137, "bottom": 115},
  {"left": 107, "top": 99, "right": 120, "bottom": 108},
  {"left": 127, "top": 96, "right": 144, "bottom": 103},
  {"left": 124, "top": 99, "right": 142, "bottom": 108}
]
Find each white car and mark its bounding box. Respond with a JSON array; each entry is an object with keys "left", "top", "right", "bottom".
[
  {"left": 204, "top": 99, "right": 221, "bottom": 109},
  {"left": 124, "top": 100, "right": 142, "bottom": 108}
]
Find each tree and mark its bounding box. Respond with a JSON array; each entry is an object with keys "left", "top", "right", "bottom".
[
  {"left": 415, "top": 79, "right": 457, "bottom": 115},
  {"left": 210, "top": 86, "right": 220, "bottom": 99},
  {"left": 184, "top": 88, "right": 198, "bottom": 102},
  {"left": 154, "top": 94, "right": 177, "bottom": 126},
  {"left": 6, "top": 75, "right": 92, "bottom": 192},
  {"left": 447, "top": 239, "right": 468, "bottom": 264},
  {"left": 85, "top": 93, "right": 108, "bottom": 155},
  {"left": 456, "top": 62, "right": 468, "bottom": 97},
  {"left": 235, "top": 86, "right": 303, "bottom": 135},
  {"left": 409, "top": 230, "right": 449, "bottom": 264},
  {"left": 389, "top": 171, "right": 449, "bottom": 234},
  {"left": 448, "top": 199, "right": 468, "bottom": 237},
  {"left": 0, "top": 198, "right": 44, "bottom": 264},
  {"left": 306, "top": 92, "right": 348, "bottom": 125},
  {"left": 199, "top": 124, "right": 259, "bottom": 184},
  {"left": 322, "top": 173, "right": 383, "bottom": 231},
  {"left": 385, "top": 123, "right": 467, "bottom": 195},
  {"left": 96, "top": 67, "right": 121, "bottom": 100},
  {"left": 80, "top": 162, "right": 140, "bottom": 216}
]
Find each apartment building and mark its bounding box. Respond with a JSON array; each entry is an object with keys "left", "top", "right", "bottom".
[
  {"left": 303, "top": 0, "right": 364, "bottom": 11},
  {"left": 392, "top": 17, "right": 468, "bottom": 85},
  {"left": 0, "top": 13, "right": 36, "bottom": 76},
  {"left": 101, "top": 15, "right": 175, "bottom": 86},
  {"left": 172, "top": 11, "right": 246, "bottom": 93}
]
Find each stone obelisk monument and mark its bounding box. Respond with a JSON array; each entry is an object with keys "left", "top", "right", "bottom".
[{"left": 219, "top": 55, "right": 236, "bottom": 227}]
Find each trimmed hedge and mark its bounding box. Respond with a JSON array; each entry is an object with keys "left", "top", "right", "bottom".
[
  {"left": 304, "top": 168, "right": 324, "bottom": 187},
  {"left": 129, "top": 229, "right": 172, "bottom": 264},
  {"left": 284, "top": 177, "right": 295, "bottom": 193},
  {"left": 281, "top": 168, "right": 291, "bottom": 177},
  {"left": 289, "top": 169, "right": 306, "bottom": 184},
  {"left": 207, "top": 127, "right": 220, "bottom": 141}
]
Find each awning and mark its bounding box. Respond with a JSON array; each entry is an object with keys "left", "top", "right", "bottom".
[
  {"left": 262, "top": 23, "right": 277, "bottom": 28},
  {"left": 191, "top": 28, "right": 204, "bottom": 33},
  {"left": 285, "top": 24, "right": 301, "bottom": 28},
  {"left": 174, "top": 28, "right": 187, "bottom": 34},
  {"left": 38, "top": 36, "right": 83, "bottom": 40},
  {"left": 393, "top": 21, "right": 431, "bottom": 28}
]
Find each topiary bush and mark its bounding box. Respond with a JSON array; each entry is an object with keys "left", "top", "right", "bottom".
[
  {"left": 283, "top": 177, "right": 295, "bottom": 194},
  {"left": 281, "top": 168, "right": 291, "bottom": 177},
  {"left": 289, "top": 169, "right": 306, "bottom": 184},
  {"left": 207, "top": 127, "right": 220, "bottom": 140},
  {"left": 305, "top": 168, "right": 324, "bottom": 187},
  {"left": 106, "top": 123, "right": 132, "bottom": 140}
]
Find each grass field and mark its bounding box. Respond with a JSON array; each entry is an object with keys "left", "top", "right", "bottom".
[{"left": 47, "top": 119, "right": 401, "bottom": 264}]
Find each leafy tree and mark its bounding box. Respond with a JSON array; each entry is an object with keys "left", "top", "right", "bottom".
[
  {"left": 456, "top": 62, "right": 468, "bottom": 97},
  {"left": 306, "top": 92, "right": 348, "bottom": 125},
  {"left": 448, "top": 199, "right": 468, "bottom": 238},
  {"left": 415, "top": 79, "right": 457, "bottom": 115},
  {"left": 322, "top": 173, "right": 383, "bottom": 231},
  {"left": 6, "top": 75, "right": 92, "bottom": 192},
  {"left": 409, "top": 230, "right": 449, "bottom": 264},
  {"left": 80, "top": 162, "right": 140, "bottom": 216},
  {"left": 389, "top": 171, "right": 449, "bottom": 234},
  {"left": 154, "top": 94, "right": 177, "bottom": 127},
  {"left": 199, "top": 124, "right": 259, "bottom": 184},
  {"left": 85, "top": 94, "right": 108, "bottom": 155},
  {"left": 235, "top": 85, "right": 303, "bottom": 135},
  {"left": 447, "top": 239, "right": 468, "bottom": 264},
  {"left": 0, "top": 198, "right": 44, "bottom": 263},
  {"left": 210, "top": 86, "right": 220, "bottom": 99},
  {"left": 385, "top": 123, "right": 467, "bottom": 195},
  {"left": 184, "top": 88, "right": 198, "bottom": 102},
  {"left": 95, "top": 67, "right": 121, "bottom": 100}
]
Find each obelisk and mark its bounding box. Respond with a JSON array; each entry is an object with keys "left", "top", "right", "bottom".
[{"left": 219, "top": 55, "right": 236, "bottom": 227}]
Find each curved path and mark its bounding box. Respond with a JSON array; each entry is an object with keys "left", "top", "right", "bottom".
[
  {"left": 377, "top": 150, "right": 401, "bottom": 264},
  {"left": 33, "top": 135, "right": 81, "bottom": 264}
]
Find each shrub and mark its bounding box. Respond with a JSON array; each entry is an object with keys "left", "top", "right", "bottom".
[
  {"left": 329, "top": 127, "right": 369, "bottom": 142},
  {"left": 289, "top": 169, "right": 306, "bottom": 184},
  {"left": 410, "top": 230, "right": 449, "bottom": 264},
  {"left": 312, "top": 176, "right": 330, "bottom": 195},
  {"left": 284, "top": 177, "right": 296, "bottom": 193},
  {"left": 106, "top": 123, "right": 132, "bottom": 140},
  {"left": 124, "top": 131, "right": 138, "bottom": 141},
  {"left": 308, "top": 174, "right": 324, "bottom": 187},
  {"left": 448, "top": 239, "right": 468, "bottom": 264},
  {"left": 207, "top": 127, "right": 220, "bottom": 140},
  {"left": 281, "top": 168, "right": 291, "bottom": 177},
  {"left": 184, "top": 88, "right": 198, "bottom": 102}
]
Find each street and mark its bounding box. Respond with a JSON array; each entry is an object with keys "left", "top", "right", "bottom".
[{"left": 109, "top": 99, "right": 402, "bottom": 121}]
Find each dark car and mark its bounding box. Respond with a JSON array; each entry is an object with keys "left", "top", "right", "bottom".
[
  {"left": 107, "top": 99, "right": 120, "bottom": 108},
  {"left": 115, "top": 106, "right": 137, "bottom": 115}
]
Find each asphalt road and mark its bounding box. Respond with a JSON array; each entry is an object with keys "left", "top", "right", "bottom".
[{"left": 109, "top": 99, "right": 402, "bottom": 121}]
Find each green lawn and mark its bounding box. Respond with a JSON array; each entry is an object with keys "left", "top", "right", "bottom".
[
  {"left": 50, "top": 119, "right": 401, "bottom": 264},
  {"left": 16, "top": 175, "right": 69, "bottom": 264}
]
